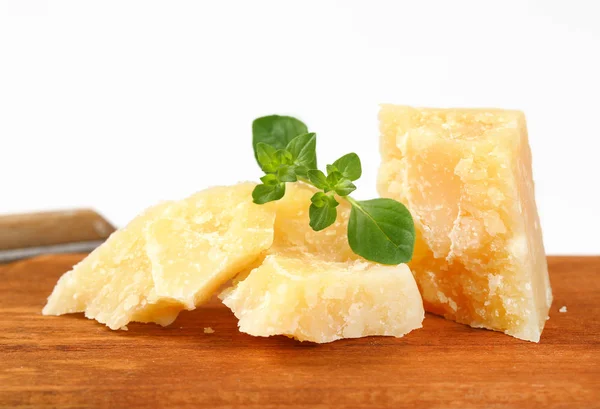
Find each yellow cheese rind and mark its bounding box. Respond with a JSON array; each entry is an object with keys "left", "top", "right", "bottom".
[
  {"left": 42, "top": 183, "right": 276, "bottom": 330},
  {"left": 378, "top": 105, "right": 552, "bottom": 342},
  {"left": 220, "top": 254, "right": 424, "bottom": 343}
]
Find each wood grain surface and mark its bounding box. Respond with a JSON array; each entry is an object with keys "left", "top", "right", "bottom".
[{"left": 0, "top": 255, "right": 598, "bottom": 409}]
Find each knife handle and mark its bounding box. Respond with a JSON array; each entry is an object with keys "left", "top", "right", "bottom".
[{"left": 0, "top": 209, "right": 115, "bottom": 250}]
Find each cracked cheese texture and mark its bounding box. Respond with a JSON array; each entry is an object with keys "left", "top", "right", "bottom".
[
  {"left": 220, "top": 183, "right": 424, "bottom": 343},
  {"left": 42, "top": 183, "right": 276, "bottom": 330},
  {"left": 377, "top": 105, "right": 552, "bottom": 342}
]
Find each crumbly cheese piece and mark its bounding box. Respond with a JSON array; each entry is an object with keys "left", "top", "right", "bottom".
[
  {"left": 378, "top": 105, "right": 552, "bottom": 342},
  {"left": 220, "top": 254, "right": 424, "bottom": 343},
  {"left": 270, "top": 183, "right": 359, "bottom": 262},
  {"left": 42, "top": 183, "right": 276, "bottom": 330},
  {"left": 220, "top": 183, "right": 424, "bottom": 343}
]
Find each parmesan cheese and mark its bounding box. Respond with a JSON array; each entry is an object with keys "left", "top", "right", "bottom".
[
  {"left": 378, "top": 105, "right": 552, "bottom": 342},
  {"left": 42, "top": 183, "right": 276, "bottom": 330},
  {"left": 220, "top": 183, "right": 424, "bottom": 343}
]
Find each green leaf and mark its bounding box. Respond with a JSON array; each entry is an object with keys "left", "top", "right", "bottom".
[
  {"left": 347, "top": 198, "right": 415, "bottom": 265},
  {"left": 256, "top": 143, "right": 278, "bottom": 173},
  {"left": 277, "top": 165, "right": 297, "bottom": 183},
  {"left": 286, "top": 133, "right": 317, "bottom": 170},
  {"left": 309, "top": 193, "right": 339, "bottom": 231},
  {"left": 252, "top": 183, "right": 286, "bottom": 204},
  {"left": 325, "top": 170, "right": 355, "bottom": 195},
  {"left": 252, "top": 115, "right": 308, "bottom": 164},
  {"left": 326, "top": 171, "right": 344, "bottom": 189},
  {"left": 330, "top": 153, "right": 362, "bottom": 181},
  {"left": 294, "top": 165, "right": 310, "bottom": 178},
  {"left": 307, "top": 169, "right": 330, "bottom": 190},
  {"left": 260, "top": 173, "right": 279, "bottom": 186},
  {"left": 275, "top": 149, "right": 293, "bottom": 166},
  {"left": 334, "top": 179, "right": 356, "bottom": 196},
  {"left": 310, "top": 191, "right": 328, "bottom": 208}
]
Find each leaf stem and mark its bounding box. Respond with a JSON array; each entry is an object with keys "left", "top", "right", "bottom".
[{"left": 344, "top": 196, "right": 358, "bottom": 207}]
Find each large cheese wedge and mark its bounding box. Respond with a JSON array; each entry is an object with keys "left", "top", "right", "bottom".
[
  {"left": 378, "top": 105, "right": 552, "bottom": 342},
  {"left": 42, "top": 183, "right": 276, "bottom": 330},
  {"left": 221, "top": 183, "right": 424, "bottom": 343},
  {"left": 220, "top": 254, "right": 424, "bottom": 343}
]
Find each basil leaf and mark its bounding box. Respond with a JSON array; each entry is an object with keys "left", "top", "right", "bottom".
[
  {"left": 260, "top": 173, "right": 279, "bottom": 186},
  {"left": 277, "top": 165, "right": 297, "bottom": 183},
  {"left": 326, "top": 170, "right": 344, "bottom": 189},
  {"left": 286, "top": 133, "right": 317, "bottom": 170},
  {"left": 310, "top": 191, "right": 328, "bottom": 208},
  {"left": 252, "top": 183, "right": 286, "bottom": 204},
  {"left": 309, "top": 193, "right": 339, "bottom": 231},
  {"left": 252, "top": 115, "right": 308, "bottom": 164},
  {"left": 324, "top": 170, "right": 356, "bottom": 195},
  {"left": 307, "top": 169, "right": 330, "bottom": 190},
  {"left": 330, "top": 153, "right": 361, "bottom": 181},
  {"left": 294, "top": 164, "right": 310, "bottom": 178},
  {"left": 334, "top": 179, "right": 356, "bottom": 196},
  {"left": 275, "top": 149, "right": 293, "bottom": 166},
  {"left": 347, "top": 198, "right": 415, "bottom": 264},
  {"left": 256, "top": 143, "right": 278, "bottom": 173}
]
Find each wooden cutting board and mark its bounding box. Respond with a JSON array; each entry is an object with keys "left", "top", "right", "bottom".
[{"left": 0, "top": 255, "right": 598, "bottom": 408}]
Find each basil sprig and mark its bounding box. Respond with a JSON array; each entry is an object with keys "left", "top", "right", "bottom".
[{"left": 251, "top": 115, "right": 415, "bottom": 265}]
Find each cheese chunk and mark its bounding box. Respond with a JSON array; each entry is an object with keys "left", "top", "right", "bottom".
[
  {"left": 221, "top": 183, "right": 424, "bottom": 343},
  {"left": 271, "top": 183, "right": 359, "bottom": 262},
  {"left": 42, "top": 183, "right": 276, "bottom": 330},
  {"left": 378, "top": 105, "right": 552, "bottom": 342},
  {"left": 220, "top": 254, "right": 424, "bottom": 343}
]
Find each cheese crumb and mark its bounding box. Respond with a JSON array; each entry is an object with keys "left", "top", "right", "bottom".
[
  {"left": 203, "top": 327, "right": 215, "bottom": 334},
  {"left": 559, "top": 306, "right": 567, "bottom": 313}
]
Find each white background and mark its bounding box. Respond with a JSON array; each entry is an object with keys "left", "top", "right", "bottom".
[{"left": 0, "top": 0, "right": 598, "bottom": 254}]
